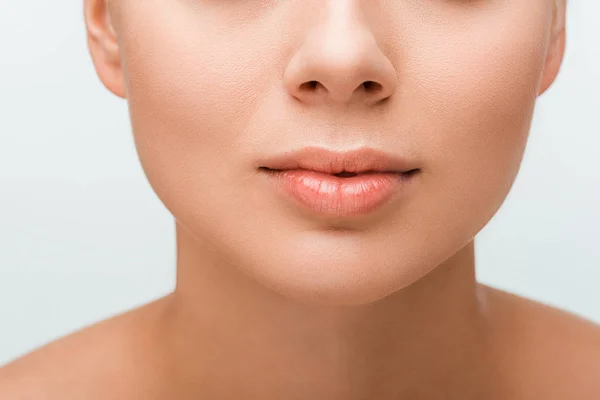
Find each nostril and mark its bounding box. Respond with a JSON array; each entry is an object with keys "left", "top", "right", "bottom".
[
  {"left": 363, "top": 81, "right": 381, "bottom": 92},
  {"left": 301, "top": 81, "right": 320, "bottom": 90}
]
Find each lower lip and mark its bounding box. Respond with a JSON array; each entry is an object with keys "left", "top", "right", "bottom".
[{"left": 262, "top": 169, "right": 418, "bottom": 217}]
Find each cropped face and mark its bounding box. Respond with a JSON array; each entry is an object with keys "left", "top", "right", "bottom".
[{"left": 88, "top": 0, "right": 565, "bottom": 305}]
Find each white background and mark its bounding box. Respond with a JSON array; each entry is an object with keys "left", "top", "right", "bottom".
[{"left": 1, "top": 2, "right": 599, "bottom": 365}]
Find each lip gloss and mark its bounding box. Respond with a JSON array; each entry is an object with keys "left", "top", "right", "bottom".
[{"left": 265, "top": 169, "right": 417, "bottom": 217}]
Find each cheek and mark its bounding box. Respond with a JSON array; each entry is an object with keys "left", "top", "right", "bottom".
[
  {"left": 116, "top": 6, "right": 273, "bottom": 210},
  {"left": 405, "top": 21, "right": 549, "bottom": 226}
]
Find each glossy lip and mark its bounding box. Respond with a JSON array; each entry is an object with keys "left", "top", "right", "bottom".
[
  {"left": 257, "top": 146, "right": 420, "bottom": 217},
  {"left": 257, "top": 146, "right": 418, "bottom": 175}
]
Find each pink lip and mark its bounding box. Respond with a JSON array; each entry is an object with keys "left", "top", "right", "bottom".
[
  {"left": 257, "top": 146, "right": 417, "bottom": 175},
  {"left": 258, "top": 146, "right": 420, "bottom": 217}
]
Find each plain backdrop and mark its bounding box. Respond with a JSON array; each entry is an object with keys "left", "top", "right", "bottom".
[{"left": 1, "top": 1, "right": 599, "bottom": 365}]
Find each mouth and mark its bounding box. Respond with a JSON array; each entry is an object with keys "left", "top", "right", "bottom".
[
  {"left": 260, "top": 167, "right": 419, "bottom": 178},
  {"left": 256, "top": 146, "right": 420, "bottom": 217}
]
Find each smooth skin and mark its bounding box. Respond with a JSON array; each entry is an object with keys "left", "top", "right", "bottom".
[{"left": 2, "top": 0, "right": 600, "bottom": 399}]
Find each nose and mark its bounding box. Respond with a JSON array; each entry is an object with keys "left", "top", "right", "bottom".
[{"left": 283, "top": 4, "right": 397, "bottom": 108}]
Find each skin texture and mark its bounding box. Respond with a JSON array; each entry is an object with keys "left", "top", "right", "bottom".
[{"left": 2, "top": 0, "right": 600, "bottom": 399}]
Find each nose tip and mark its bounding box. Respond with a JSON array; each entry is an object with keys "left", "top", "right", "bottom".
[
  {"left": 285, "top": 56, "right": 397, "bottom": 107},
  {"left": 283, "top": 26, "right": 397, "bottom": 107}
]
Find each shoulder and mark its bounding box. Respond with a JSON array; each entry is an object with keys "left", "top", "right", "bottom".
[
  {"left": 482, "top": 284, "right": 600, "bottom": 399},
  {"left": 0, "top": 297, "right": 170, "bottom": 400}
]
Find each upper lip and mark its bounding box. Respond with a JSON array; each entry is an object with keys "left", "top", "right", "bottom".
[{"left": 258, "top": 146, "right": 418, "bottom": 174}]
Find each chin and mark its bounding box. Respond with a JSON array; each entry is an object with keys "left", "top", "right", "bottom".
[
  {"left": 240, "top": 245, "right": 431, "bottom": 307},
  {"left": 231, "top": 224, "right": 476, "bottom": 307}
]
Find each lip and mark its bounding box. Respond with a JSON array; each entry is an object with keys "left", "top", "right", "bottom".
[
  {"left": 257, "top": 146, "right": 417, "bottom": 175},
  {"left": 258, "top": 146, "right": 420, "bottom": 217}
]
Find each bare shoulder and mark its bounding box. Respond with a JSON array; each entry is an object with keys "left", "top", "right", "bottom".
[
  {"left": 481, "top": 284, "right": 600, "bottom": 399},
  {"left": 0, "top": 296, "right": 171, "bottom": 400}
]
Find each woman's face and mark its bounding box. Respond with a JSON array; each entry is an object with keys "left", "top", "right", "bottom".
[{"left": 96, "top": 0, "right": 564, "bottom": 305}]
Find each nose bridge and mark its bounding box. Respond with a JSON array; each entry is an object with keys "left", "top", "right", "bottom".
[{"left": 283, "top": 2, "right": 397, "bottom": 108}]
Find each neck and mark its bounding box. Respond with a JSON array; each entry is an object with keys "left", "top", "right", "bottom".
[{"left": 153, "top": 222, "right": 497, "bottom": 399}]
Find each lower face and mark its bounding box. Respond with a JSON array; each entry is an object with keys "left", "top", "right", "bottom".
[{"left": 110, "top": 0, "right": 554, "bottom": 305}]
